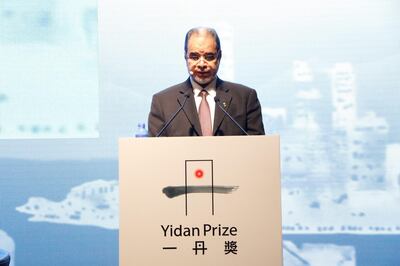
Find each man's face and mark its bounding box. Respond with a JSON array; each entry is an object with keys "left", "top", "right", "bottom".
[{"left": 185, "top": 32, "right": 221, "bottom": 86}]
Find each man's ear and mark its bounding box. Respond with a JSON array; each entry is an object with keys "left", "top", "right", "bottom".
[{"left": 218, "top": 50, "right": 222, "bottom": 60}]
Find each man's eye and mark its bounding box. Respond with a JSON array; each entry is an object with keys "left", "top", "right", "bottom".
[
  {"left": 189, "top": 54, "right": 200, "bottom": 60},
  {"left": 204, "top": 54, "right": 216, "bottom": 61}
]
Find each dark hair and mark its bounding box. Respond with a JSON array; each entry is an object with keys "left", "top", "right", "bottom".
[{"left": 184, "top": 27, "right": 221, "bottom": 56}]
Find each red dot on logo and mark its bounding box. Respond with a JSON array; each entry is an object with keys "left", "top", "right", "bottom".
[{"left": 195, "top": 169, "right": 204, "bottom": 178}]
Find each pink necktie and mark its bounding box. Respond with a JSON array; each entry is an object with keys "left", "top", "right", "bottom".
[{"left": 199, "top": 90, "right": 212, "bottom": 136}]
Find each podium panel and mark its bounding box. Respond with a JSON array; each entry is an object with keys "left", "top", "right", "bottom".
[{"left": 119, "top": 135, "right": 282, "bottom": 266}]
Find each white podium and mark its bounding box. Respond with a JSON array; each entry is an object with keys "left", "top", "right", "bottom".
[{"left": 119, "top": 135, "right": 282, "bottom": 266}]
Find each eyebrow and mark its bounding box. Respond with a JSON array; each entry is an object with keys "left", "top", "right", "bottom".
[{"left": 189, "top": 52, "right": 216, "bottom": 54}]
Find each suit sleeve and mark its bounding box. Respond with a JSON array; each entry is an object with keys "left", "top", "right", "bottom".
[
  {"left": 148, "top": 94, "right": 165, "bottom": 137},
  {"left": 246, "top": 89, "right": 265, "bottom": 135}
]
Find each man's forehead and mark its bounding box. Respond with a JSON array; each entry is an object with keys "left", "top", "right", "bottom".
[{"left": 187, "top": 33, "right": 217, "bottom": 52}]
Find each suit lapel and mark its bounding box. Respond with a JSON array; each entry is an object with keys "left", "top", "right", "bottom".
[
  {"left": 213, "top": 78, "right": 232, "bottom": 135},
  {"left": 178, "top": 79, "right": 202, "bottom": 136}
]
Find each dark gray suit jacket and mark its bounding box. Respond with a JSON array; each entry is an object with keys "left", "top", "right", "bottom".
[{"left": 148, "top": 78, "right": 265, "bottom": 137}]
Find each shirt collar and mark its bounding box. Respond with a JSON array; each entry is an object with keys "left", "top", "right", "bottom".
[{"left": 190, "top": 77, "right": 217, "bottom": 97}]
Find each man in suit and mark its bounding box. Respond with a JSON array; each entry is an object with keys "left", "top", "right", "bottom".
[{"left": 148, "top": 27, "right": 265, "bottom": 137}]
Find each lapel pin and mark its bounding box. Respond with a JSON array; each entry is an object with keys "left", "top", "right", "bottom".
[{"left": 222, "top": 102, "right": 227, "bottom": 108}]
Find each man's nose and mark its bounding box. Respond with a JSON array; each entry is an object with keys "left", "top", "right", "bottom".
[{"left": 197, "top": 58, "right": 207, "bottom": 69}]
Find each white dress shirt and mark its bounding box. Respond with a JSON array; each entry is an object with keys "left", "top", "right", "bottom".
[{"left": 190, "top": 78, "right": 217, "bottom": 130}]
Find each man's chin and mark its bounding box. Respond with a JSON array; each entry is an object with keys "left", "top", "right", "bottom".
[{"left": 194, "top": 76, "right": 214, "bottom": 86}]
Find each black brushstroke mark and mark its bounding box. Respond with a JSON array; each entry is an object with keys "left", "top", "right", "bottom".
[{"left": 162, "top": 186, "right": 238, "bottom": 199}]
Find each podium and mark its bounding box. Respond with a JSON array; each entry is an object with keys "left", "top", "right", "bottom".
[{"left": 119, "top": 135, "right": 282, "bottom": 266}]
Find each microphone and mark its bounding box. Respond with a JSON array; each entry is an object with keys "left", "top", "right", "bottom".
[
  {"left": 156, "top": 92, "right": 190, "bottom": 137},
  {"left": 214, "top": 97, "right": 249, "bottom": 136}
]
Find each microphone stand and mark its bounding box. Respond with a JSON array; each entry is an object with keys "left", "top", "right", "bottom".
[
  {"left": 156, "top": 94, "right": 190, "bottom": 137},
  {"left": 214, "top": 97, "right": 249, "bottom": 136}
]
